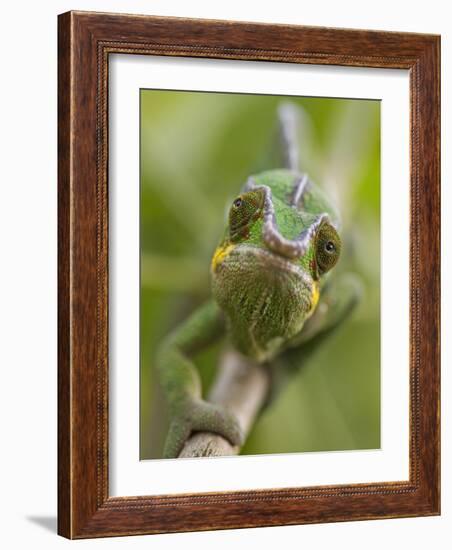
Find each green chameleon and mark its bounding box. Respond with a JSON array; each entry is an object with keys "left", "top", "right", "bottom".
[{"left": 157, "top": 103, "right": 361, "bottom": 458}]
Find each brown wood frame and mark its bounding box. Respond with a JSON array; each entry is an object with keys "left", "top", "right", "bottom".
[{"left": 58, "top": 10, "right": 440, "bottom": 539}]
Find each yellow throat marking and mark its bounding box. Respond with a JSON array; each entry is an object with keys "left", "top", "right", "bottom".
[
  {"left": 309, "top": 281, "right": 320, "bottom": 316},
  {"left": 211, "top": 243, "right": 235, "bottom": 273}
]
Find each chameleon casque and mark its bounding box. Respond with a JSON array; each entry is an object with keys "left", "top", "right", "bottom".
[{"left": 157, "top": 103, "right": 361, "bottom": 458}]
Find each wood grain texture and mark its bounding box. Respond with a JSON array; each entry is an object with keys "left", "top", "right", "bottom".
[
  {"left": 57, "top": 10, "right": 440, "bottom": 539},
  {"left": 57, "top": 11, "right": 71, "bottom": 538}
]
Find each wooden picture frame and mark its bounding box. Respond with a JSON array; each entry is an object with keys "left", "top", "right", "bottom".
[{"left": 58, "top": 10, "right": 440, "bottom": 538}]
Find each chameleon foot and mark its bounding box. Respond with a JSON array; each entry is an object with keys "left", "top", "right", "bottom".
[{"left": 163, "top": 399, "right": 244, "bottom": 458}]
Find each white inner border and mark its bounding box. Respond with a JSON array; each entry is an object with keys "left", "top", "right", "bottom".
[{"left": 109, "top": 55, "right": 410, "bottom": 497}]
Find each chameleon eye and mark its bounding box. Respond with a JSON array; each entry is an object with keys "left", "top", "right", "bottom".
[
  {"left": 229, "top": 189, "right": 265, "bottom": 241},
  {"left": 325, "top": 241, "right": 335, "bottom": 253},
  {"left": 315, "top": 223, "right": 341, "bottom": 275}
]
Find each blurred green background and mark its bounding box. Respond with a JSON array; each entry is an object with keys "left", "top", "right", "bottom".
[{"left": 140, "top": 90, "right": 380, "bottom": 459}]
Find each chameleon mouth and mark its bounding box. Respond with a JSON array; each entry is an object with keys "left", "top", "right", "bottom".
[{"left": 228, "top": 245, "right": 313, "bottom": 286}]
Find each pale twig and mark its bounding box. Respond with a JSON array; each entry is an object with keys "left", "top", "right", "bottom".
[{"left": 179, "top": 350, "right": 270, "bottom": 458}]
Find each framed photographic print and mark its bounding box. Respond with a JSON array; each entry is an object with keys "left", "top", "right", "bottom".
[{"left": 58, "top": 11, "right": 440, "bottom": 538}]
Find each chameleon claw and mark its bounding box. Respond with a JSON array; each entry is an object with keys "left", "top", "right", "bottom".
[
  {"left": 188, "top": 400, "right": 244, "bottom": 448},
  {"left": 163, "top": 399, "right": 244, "bottom": 458}
]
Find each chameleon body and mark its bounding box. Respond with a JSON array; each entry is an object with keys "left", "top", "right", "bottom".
[{"left": 157, "top": 105, "right": 360, "bottom": 458}]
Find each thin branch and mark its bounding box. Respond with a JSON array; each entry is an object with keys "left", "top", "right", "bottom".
[{"left": 178, "top": 350, "right": 270, "bottom": 458}]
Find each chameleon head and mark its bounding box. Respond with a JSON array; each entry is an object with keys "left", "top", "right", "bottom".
[{"left": 210, "top": 169, "right": 341, "bottom": 362}]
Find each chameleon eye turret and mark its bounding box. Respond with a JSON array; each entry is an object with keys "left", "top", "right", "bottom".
[
  {"left": 228, "top": 189, "right": 265, "bottom": 242},
  {"left": 314, "top": 222, "right": 341, "bottom": 275}
]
